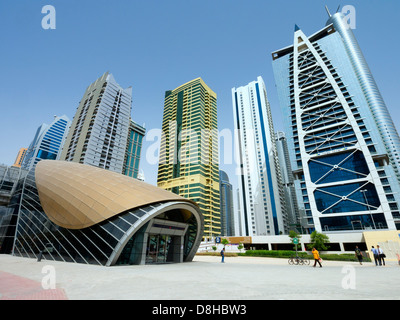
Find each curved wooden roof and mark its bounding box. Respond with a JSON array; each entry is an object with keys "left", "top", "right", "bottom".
[{"left": 35, "top": 160, "right": 196, "bottom": 229}]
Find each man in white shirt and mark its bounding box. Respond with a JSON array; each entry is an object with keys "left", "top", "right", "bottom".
[
  {"left": 376, "top": 245, "right": 385, "bottom": 266},
  {"left": 371, "top": 246, "right": 380, "bottom": 266}
]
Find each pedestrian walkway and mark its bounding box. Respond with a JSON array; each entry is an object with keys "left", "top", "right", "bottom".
[
  {"left": 0, "top": 254, "right": 399, "bottom": 300},
  {"left": 0, "top": 270, "right": 67, "bottom": 300}
]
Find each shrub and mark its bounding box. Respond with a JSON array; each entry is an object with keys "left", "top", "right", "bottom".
[{"left": 238, "top": 250, "right": 371, "bottom": 262}]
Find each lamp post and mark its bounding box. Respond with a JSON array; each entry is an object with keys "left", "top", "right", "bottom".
[{"left": 360, "top": 189, "right": 377, "bottom": 229}]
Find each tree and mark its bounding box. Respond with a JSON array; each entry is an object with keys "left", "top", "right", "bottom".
[
  {"left": 307, "top": 231, "right": 330, "bottom": 251},
  {"left": 221, "top": 238, "right": 229, "bottom": 248},
  {"left": 237, "top": 243, "right": 244, "bottom": 253}
]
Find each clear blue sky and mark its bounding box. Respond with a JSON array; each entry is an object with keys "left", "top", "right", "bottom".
[{"left": 1, "top": 0, "right": 399, "bottom": 190}]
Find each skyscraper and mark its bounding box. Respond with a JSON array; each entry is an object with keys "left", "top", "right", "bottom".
[
  {"left": 219, "top": 170, "right": 234, "bottom": 236},
  {"left": 326, "top": 10, "right": 400, "bottom": 185},
  {"left": 157, "top": 78, "right": 220, "bottom": 238},
  {"left": 60, "top": 72, "right": 132, "bottom": 174},
  {"left": 12, "top": 148, "right": 27, "bottom": 168},
  {"left": 272, "top": 14, "right": 400, "bottom": 232},
  {"left": 232, "top": 76, "right": 288, "bottom": 236},
  {"left": 22, "top": 115, "right": 70, "bottom": 171},
  {"left": 122, "top": 120, "right": 146, "bottom": 179},
  {"left": 275, "top": 131, "right": 301, "bottom": 231}
]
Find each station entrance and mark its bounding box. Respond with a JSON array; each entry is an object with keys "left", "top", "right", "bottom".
[
  {"left": 143, "top": 218, "right": 189, "bottom": 264},
  {"left": 146, "top": 234, "right": 173, "bottom": 264}
]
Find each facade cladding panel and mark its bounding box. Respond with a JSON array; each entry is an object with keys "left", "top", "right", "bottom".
[
  {"left": 272, "top": 18, "right": 400, "bottom": 232},
  {"left": 0, "top": 161, "right": 203, "bottom": 266}
]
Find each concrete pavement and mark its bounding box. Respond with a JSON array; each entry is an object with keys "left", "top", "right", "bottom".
[{"left": 0, "top": 254, "right": 399, "bottom": 300}]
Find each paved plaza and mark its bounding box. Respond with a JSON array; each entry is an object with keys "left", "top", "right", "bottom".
[{"left": 0, "top": 254, "right": 399, "bottom": 300}]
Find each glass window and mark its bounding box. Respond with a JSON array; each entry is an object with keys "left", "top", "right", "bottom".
[{"left": 314, "top": 182, "right": 380, "bottom": 213}]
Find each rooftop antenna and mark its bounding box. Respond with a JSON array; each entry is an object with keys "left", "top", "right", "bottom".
[{"left": 325, "top": 5, "right": 332, "bottom": 17}]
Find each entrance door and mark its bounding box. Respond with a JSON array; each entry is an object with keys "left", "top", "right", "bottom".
[{"left": 145, "top": 234, "right": 172, "bottom": 264}]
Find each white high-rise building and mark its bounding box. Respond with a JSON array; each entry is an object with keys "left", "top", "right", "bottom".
[
  {"left": 61, "top": 72, "right": 132, "bottom": 174},
  {"left": 232, "top": 76, "right": 288, "bottom": 236}
]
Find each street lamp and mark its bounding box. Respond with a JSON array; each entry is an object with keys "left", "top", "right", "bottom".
[{"left": 360, "top": 189, "right": 377, "bottom": 229}]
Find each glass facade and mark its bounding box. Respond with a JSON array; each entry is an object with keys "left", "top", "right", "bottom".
[
  {"left": 275, "top": 132, "right": 301, "bottom": 230},
  {"left": 219, "top": 170, "right": 234, "bottom": 236},
  {"left": 22, "top": 115, "right": 70, "bottom": 171},
  {"left": 327, "top": 12, "right": 400, "bottom": 185},
  {"left": 272, "top": 21, "right": 400, "bottom": 232},
  {"left": 309, "top": 151, "right": 369, "bottom": 184},
  {"left": 123, "top": 120, "right": 145, "bottom": 179}
]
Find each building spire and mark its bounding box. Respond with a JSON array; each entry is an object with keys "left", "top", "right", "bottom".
[
  {"left": 294, "top": 24, "right": 300, "bottom": 32},
  {"left": 325, "top": 5, "right": 332, "bottom": 17}
]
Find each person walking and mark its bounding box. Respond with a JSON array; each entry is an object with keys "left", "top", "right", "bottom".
[
  {"left": 354, "top": 246, "right": 363, "bottom": 265},
  {"left": 371, "top": 246, "right": 380, "bottom": 266},
  {"left": 377, "top": 245, "right": 386, "bottom": 266},
  {"left": 312, "top": 248, "right": 322, "bottom": 268},
  {"left": 220, "top": 247, "right": 225, "bottom": 263}
]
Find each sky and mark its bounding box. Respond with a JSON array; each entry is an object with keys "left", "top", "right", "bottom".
[{"left": 1, "top": 0, "right": 399, "bottom": 194}]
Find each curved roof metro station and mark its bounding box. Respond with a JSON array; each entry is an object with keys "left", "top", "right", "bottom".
[{"left": 3, "top": 160, "right": 204, "bottom": 266}]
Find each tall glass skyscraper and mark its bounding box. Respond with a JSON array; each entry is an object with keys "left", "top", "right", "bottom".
[
  {"left": 275, "top": 131, "right": 301, "bottom": 231},
  {"left": 60, "top": 72, "right": 132, "bottom": 174},
  {"left": 122, "top": 120, "right": 146, "bottom": 179},
  {"left": 219, "top": 170, "right": 234, "bottom": 236},
  {"left": 272, "top": 15, "right": 400, "bottom": 232},
  {"left": 232, "top": 76, "right": 288, "bottom": 236},
  {"left": 22, "top": 115, "right": 70, "bottom": 171},
  {"left": 326, "top": 11, "right": 400, "bottom": 185},
  {"left": 157, "top": 78, "right": 220, "bottom": 238}
]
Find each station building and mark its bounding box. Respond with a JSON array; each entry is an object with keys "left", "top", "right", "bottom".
[{"left": 0, "top": 160, "right": 204, "bottom": 266}]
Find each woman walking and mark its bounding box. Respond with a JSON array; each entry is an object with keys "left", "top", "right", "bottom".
[{"left": 312, "top": 248, "right": 322, "bottom": 268}]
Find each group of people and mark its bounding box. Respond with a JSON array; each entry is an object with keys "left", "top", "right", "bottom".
[
  {"left": 355, "top": 245, "right": 386, "bottom": 266},
  {"left": 220, "top": 246, "right": 388, "bottom": 266},
  {"left": 371, "top": 245, "right": 386, "bottom": 266}
]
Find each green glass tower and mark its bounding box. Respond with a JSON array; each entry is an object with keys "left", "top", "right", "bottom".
[{"left": 122, "top": 120, "right": 145, "bottom": 179}]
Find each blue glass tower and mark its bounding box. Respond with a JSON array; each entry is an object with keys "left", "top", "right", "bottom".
[
  {"left": 272, "top": 18, "right": 400, "bottom": 232},
  {"left": 22, "top": 115, "right": 70, "bottom": 171},
  {"left": 326, "top": 11, "right": 400, "bottom": 185}
]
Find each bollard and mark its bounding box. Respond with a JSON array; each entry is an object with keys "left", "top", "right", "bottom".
[{"left": 37, "top": 251, "right": 43, "bottom": 262}]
